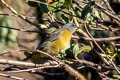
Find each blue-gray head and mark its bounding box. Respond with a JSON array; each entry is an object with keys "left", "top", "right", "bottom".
[{"left": 63, "top": 23, "right": 76, "bottom": 33}]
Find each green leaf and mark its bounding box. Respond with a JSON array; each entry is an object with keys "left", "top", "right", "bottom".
[
  {"left": 86, "top": 13, "right": 94, "bottom": 21},
  {"left": 55, "top": 0, "right": 71, "bottom": 11},
  {"left": 61, "top": 14, "right": 69, "bottom": 23},
  {"left": 48, "top": 2, "right": 58, "bottom": 11},
  {"left": 39, "top": 3, "right": 49, "bottom": 13},
  {"left": 81, "top": 1, "right": 95, "bottom": 19},
  {"left": 53, "top": 9, "right": 72, "bottom": 23},
  {"left": 62, "top": 0, "right": 71, "bottom": 9},
  {"left": 26, "top": 0, "right": 39, "bottom": 7},
  {"left": 94, "top": 9, "right": 101, "bottom": 19},
  {"left": 113, "top": 75, "right": 120, "bottom": 79},
  {"left": 76, "top": 8, "right": 81, "bottom": 18},
  {"left": 56, "top": 0, "right": 65, "bottom": 8},
  {"left": 53, "top": 12, "right": 62, "bottom": 21},
  {"left": 26, "top": 0, "right": 49, "bottom": 12},
  {"left": 73, "top": 44, "right": 80, "bottom": 57},
  {"left": 73, "top": 45, "right": 91, "bottom": 57}
]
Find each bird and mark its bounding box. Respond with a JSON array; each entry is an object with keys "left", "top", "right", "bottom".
[{"left": 23, "top": 23, "right": 76, "bottom": 63}]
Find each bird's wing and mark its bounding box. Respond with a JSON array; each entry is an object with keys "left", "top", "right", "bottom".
[
  {"left": 37, "top": 29, "right": 62, "bottom": 49},
  {"left": 48, "top": 29, "right": 62, "bottom": 42}
]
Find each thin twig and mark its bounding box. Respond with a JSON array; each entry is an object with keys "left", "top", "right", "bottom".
[
  {"left": 9, "top": 64, "right": 60, "bottom": 73},
  {"left": 95, "top": 3, "right": 120, "bottom": 24},
  {"left": 1, "top": 24, "right": 120, "bottom": 42},
  {"left": 0, "top": 49, "right": 28, "bottom": 56},
  {"left": 0, "top": 25, "right": 40, "bottom": 33},
  {"left": 74, "top": 0, "right": 118, "bottom": 31},
  {"left": 94, "top": 0, "right": 120, "bottom": 25},
  {"left": 103, "top": 0, "right": 115, "bottom": 14},
  {"left": 75, "top": 0, "right": 120, "bottom": 25},
  {"left": 0, "top": 13, "right": 36, "bottom": 19},
  {"left": 31, "top": 71, "right": 66, "bottom": 78},
  {"left": 29, "top": 0, "right": 76, "bottom": 17},
  {"left": 72, "top": 36, "right": 120, "bottom": 42},
  {"left": 1, "top": 0, "right": 47, "bottom": 29},
  {"left": 99, "top": 72, "right": 118, "bottom": 80},
  {"left": 84, "top": 22, "right": 120, "bottom": 74}
]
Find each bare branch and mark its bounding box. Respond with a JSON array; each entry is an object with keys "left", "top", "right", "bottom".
[
  {"left": 9, "top": 64, "right": 60, "bottom": 73},
  {"left": 0, "top": 13, "right": 36, "bottom": 19},
  {"left": 72, "top": 36, "right": 120, "bottom": 42},
  {"left": 36, "top": 50, "right": 86, "bottom": 80},
  {"left": 29, "top": 0, "right": 76, "bottom": 17},
  {"left": 1, "top": 0, "right": 47, "bottom": 29},
  {"left": 0, "top": 59, "right": 57, "bottom": 67},
  {"left": 31, "top": 71, "right": 66, "bottom": 79},
  {"left": 99, "top": 72, "right": 118, "bottom": 80},
  {"left": 0, "top": 73, "right": 28, "bottom": 80},
  {"left": 0, "top": 25, "right": 40, "bottom": 33},
  {"left": 0, "top": 49, "right": 28, "bottom": 56},
  {"left": 84, "top": 23, "right": 120, "bottom": 74},
  {"left": 75, "top": 0, "right": 120, "bottom": 24}
]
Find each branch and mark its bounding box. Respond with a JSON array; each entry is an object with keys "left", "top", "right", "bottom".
[
  {"left": 95, "top": 2, "right": 120, "bottom": 24},
  {"left": 74, "top": 0, "right": 119, "bottom": 32},
  {"left": 1, "top": 0, "right": 47, "bottom": 29},
  {"left": 0, "top": 59, "right": 57, "bottom": 67},
  {"left": 36, "top": 50, "right": 86, "bottom": 80},
  {"left": 9, "top": 64, "right": 60, "bottom": 73},
  {"left": 0, "top": 49, "right": 28, "bottom": 56},
  {"left": 0, "top": 73, "right": 28, "bottom": 80},
  {"left": 2, "top": 25, "right": 120, "bottom": 42},
  {"left": 84, "top": 22, "right": 120, "bottom": 74},
  {"left": 99, "top": 72, "right": 118, "bottom": 80},
  {"left": 0, "top": 25, "right": 40, "bottom": 33},
  {"left": 76, "top": 0, "right": 120, "bottom": 24},
  {"left": 102, "top": 0, "right": 115, "bottom": 14},
  {"left": 72, "top": 36, "right": 120, "bottom": 42},
  {"left": 29, "top": 0, "right": 76, "bottom": 17},
  {"left": 0, "top": 13, "right": 36, "bottom": 19},
  {"left": 31, "top": 71, "right": 66, "bottom": 79}
]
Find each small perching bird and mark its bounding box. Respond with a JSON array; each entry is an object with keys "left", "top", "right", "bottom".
[{"left": 23, "top": 23, "right": 76, "bottom": 63}]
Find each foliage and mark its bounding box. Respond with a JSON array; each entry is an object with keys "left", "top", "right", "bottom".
[{"left": 0, "top": 15, "right": 18, "bottom": 53}]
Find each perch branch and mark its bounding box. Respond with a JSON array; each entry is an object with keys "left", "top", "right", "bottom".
[
  {"left": 0, "top": 59, "right": 57, "bottom": 67},
  {"left": 36, "top": 50, "right": 87, "bottom": 80}
]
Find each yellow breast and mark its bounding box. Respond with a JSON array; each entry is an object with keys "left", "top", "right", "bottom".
[{"left": 51, "top": 29, "right": 72, "bottom": 54}]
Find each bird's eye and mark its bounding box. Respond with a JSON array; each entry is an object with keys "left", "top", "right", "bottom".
[{"left": 72, "top": 24, "right": 75, "bottom": 27}]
